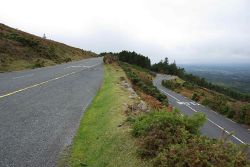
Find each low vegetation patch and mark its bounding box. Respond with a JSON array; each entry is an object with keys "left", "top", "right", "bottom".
[{"left": 128, "top": 110, "right": 249, "bottom": 167}]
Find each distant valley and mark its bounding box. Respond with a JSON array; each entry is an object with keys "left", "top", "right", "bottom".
[{"left": 181, "top": 64, "right": 250, "bottom": 94}]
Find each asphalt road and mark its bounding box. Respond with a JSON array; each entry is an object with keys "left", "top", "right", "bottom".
[
  {"left": 154, "top": 74, "right": 250, "bottom": 145},
  {"left": 0, "top": 57, "right": 103, "bottom": 167}
]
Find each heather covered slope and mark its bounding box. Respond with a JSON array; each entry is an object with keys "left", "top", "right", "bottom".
[{"left": 0, "top": 23, "right": 96, "bottom": 72}]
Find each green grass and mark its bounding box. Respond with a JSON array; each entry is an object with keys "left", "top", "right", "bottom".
[
  {"left": 174, "top": 77, "right": 185, "bottom": 84},
  {"left": 67, "top": 64, "right": 152, "bottom": 167}
]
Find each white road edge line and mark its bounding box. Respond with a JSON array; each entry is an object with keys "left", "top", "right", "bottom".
[
  {"left": 159, "top": 87, "right": 245, "bottom": 144},
  {"left": 210, "top": 110, "right": 218, "bottom": 115},
  {"left": 159, "top": 88, "right": 180, "bottom": 102},
  {"left": 226, "top": 117, "right": 236, "bottom": 124},
  {"left": 64, "top": 65, "right": 94, "bottom": 69},
  {"left": 13, "top": 74, "right": 34, "bottom": 79},
  {"left": 187, "top": 104, "right": 245, "bottom": 144},
  {"left": 207, "top": 118, "right": 245, "bottom": 144},
  {"left": 186, "top": 105, "right": 197, "bottom": 112},
  {"left": 0, "top": 63, "right": 101, "bottom": 99}
]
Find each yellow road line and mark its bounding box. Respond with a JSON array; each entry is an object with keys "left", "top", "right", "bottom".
[{"left": 0, "top": 63, "right": 101, "bottom": 99}]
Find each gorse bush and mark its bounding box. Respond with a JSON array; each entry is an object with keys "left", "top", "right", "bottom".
[
  {"left": 132, "top": 110, "right": 205, "bottom": 137},
  {"left": 161, "top": 80, "right": 181, "bottom": 91},
  {"left": 191, "top": 93, "right": 200, "bottom": 101},
  {"left": 183, "top": 81, "right": 197, "bottom": 90},
  {"left": 154, "top": 136, "right": 249, "bottom": 167},
  {"left": 8, "top": 33, "right": 39, "bottom": 47},
  {"left": 236, "top": 103, "right": 250, "bottom": 125},
  {"left": 33, "top": 59, "right": 45, "bottom": 68},
  {"left": 130, "top": 110, "right": 249, "bottom": 167},
  {"left": 202, "top": 95, "right": 230, "bottom": 115},
  {"left": 64, "top": 57, "right": 72, "bottom": 63}
]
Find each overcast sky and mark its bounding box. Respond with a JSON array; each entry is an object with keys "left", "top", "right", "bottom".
[{"left": 1, "top": 0, "right": 250, "bottom": 64}]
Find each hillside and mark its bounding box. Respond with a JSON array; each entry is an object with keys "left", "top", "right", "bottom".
[
  {"left": 68, "top": 55, "right": 249, "bottom": 167},
  {"left": 0, "top": 23, "right": 96, "bottom": 72}
]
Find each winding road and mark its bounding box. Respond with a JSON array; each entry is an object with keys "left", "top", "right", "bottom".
[
  {"left": 0, "top": 57, "right": 103, "bottom": 167},
  {"left": 154, "top": 74, "right": 250, "bottom": 145}
]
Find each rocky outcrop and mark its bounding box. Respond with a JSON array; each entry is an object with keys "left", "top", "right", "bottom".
[{"left": 119, "top": 79, "right": 149, "bottom": 113}]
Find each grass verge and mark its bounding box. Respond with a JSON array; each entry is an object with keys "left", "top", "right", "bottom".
[{"left": 66, "top": 64, "right": 152, "bottom": 167}]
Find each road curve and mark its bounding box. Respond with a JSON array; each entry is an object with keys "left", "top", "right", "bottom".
[
  {"left": 154, "top": 74, "right": 250, "bottom": 145},
  {"left": 0, "top": 57, "right": 103, "bottom": 167}
]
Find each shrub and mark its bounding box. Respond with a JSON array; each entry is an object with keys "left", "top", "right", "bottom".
[
  {"left": 191, "top": 93, "right": 200, "bottom": 101},
  {"left": 162, "top": 80, "right": 179, "bottom": 91},
  {"left": 201, "top": 96, "right": 231, "bottom": 115},
  {"left": 33, "top": 59, "right": 45, "bottom": 68},
  {"left": 64, "top": 57, "right": 72, "bottom": 63},
  {"left": 132, "top": 110, "right": 205, "bottom": 138},
  {"left": 154, "top": 136, "right": 249, "bottom": 167},
  {"left": 140, "top": 93, "right": 163, "bottom": 109},
  {"left": 241, "top": 104, "right": 250, "bottom": 125},
  {"left": 234, "top": 104, "right": 250, "bottom": 125},
  {"left": 103, "top": 54, "right": 118, "bottom": 64},
  {"left": 130, "top": 110, "right": 249, "bottom": 166},
  {"left": 8, "top": 33, "right": 39, "bottom": 47},
  {"left": 183, "top": 81, "right": 196, "bottom": 90}
]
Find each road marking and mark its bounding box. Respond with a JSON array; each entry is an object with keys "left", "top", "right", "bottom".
[
  {"left": 185, "top": 104, "right": 245, "bottom": 144},
  {"left": 0, "top": 63, "right": 101, "bottom": 99},
  {"left": 159, "top": 87, "right": 245, "bottom": 144},
  {"left": 226, "top": 118, "right": 236, "bottom": 124},
  {"left": 190, "top": 102, "right": 199, "bottom": 106},
  {"left": 177, "top": 101, "right": 190, "bottom": 106},
  {"left": 206, "top": 118, "right": 245, "bottom": 144},
  {"left": 185, "top": 104, "right": 198, "bottom": 112},
  {"left": 64, "top": 64, "right": 94, "bottom": 69},
  {"left": 159, "top": 88, "right": 180, "bottom": 102},
  {"left": 12, "top": 74, "right": 34, "bottom": 79},
  {"left": 64, "top": 65, "right": 83, "bottom": 69},
  {"left": 177, "top": 101, "right": 199, "bottom": 106},
  {"left": 67, "top": 65, "right": 83, "bottom": 68},
  {"left": 210, "top": 110, "right": 218, "bottom": 115}
]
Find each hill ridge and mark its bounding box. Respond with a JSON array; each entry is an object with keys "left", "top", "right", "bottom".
[{"left": 0, "top": 23, "right": 96, "bottom": 72}]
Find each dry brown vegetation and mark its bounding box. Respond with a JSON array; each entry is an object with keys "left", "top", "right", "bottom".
[
  {"left": 139, "top": 92, "right": 163, "bottom": 109},
  {"left": 0, "top": 23, "right": 96, "bottom": 72},
  {"left": 103, "top": 54, "right": 118, "bottom": 64}
]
